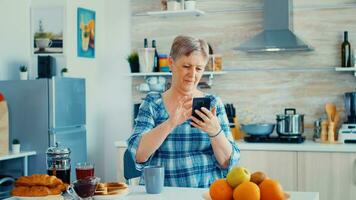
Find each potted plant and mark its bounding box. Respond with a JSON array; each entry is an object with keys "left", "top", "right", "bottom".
[
  {"left": 12, "top": 139, "right": 20, "bottom": 154},
  {"left": 61, "top": 68, "right": 68, "bottom": 77},
  {"left": 19, "top": 65, "right": 28, "bottom": 80},
  {"left": 34, "top": 20, "right": 53, "bottom": 51},
  {"left": 127, "top": 51, "right": 140, "bottom": 73}
]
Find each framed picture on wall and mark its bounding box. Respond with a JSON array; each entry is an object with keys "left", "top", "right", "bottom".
[
  {"left": 31, "top": 7, "right": 64, "bottom": 54},
  {"left": 77, "top": 7, "right": 95, "bottom": 58}
]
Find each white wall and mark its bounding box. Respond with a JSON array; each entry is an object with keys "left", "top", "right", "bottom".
[
  {"left": 0, "top": 0, "right": 31, "bottom": 80},
  {"left": 100, "top": 0, "right": 132, "bottom": 181},
  {"left": 0, "top": 0, "right": 132, "bottom": 181},
  {"left": 66, "top": 0, "right": 132, "bottom": 181}
]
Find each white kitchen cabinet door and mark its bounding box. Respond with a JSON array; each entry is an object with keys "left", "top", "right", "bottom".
[
  {"left": 298, "top": 152, "right": 356, "bottom": 200},
  {"left": 238, "top": 150, "right": 298, "bottom": 191}
]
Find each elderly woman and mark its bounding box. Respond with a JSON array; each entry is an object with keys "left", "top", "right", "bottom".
[{"left": 127, "top": 35, "right": 240, "bottom": 188}]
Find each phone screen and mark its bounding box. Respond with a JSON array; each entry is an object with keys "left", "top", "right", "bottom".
[{"left": 192, "top": 97, "right": 211, "bottom": 122}]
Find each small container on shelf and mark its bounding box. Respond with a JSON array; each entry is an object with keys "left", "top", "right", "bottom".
[
  {"left": 167, "top": 0, "right": 180, "bottom": 11},
  {"left": 159, "top": 54, "right": 170, "bottom": 72}
]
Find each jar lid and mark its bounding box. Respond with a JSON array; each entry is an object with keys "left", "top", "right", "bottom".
[
  {"left": 159, "top": 54, "right": 168, "bottom": 58},
  {"left": 46, "top": 143, "right": 71, "bottom": 155}
]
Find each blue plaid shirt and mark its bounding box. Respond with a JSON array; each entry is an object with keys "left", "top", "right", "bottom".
[{"left": 127, "top": 92, "right": 240, "bottom": 188}]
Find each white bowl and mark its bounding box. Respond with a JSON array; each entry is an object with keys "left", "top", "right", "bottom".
[{"left": 149, "top": 83, "right": 165, "bottom": 92}]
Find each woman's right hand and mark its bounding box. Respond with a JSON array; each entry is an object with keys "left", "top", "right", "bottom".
[{"left": 167, "top": 96, "right": 193, "bottom": 127}]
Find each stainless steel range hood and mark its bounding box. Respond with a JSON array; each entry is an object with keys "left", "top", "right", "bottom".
[{"left": 235, "top": 0, "right": 313, "bottom": 52}]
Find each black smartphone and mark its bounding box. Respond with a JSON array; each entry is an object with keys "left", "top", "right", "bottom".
[{"left": 192, "top": 97, "right": 211, "bottom": 123}]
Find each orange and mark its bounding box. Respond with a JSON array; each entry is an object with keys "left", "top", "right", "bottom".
[
  {"left": 259, "top": 179, "right": 285, "bottom": 200},
  {"left": 209, "top": 179, "right": 233, "bottom": 200},
  {"left": 233, "top": 182, "right": 260, "bottom": 200}
]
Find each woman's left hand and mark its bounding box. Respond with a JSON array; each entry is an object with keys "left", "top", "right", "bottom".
[{"left": 191, "top": 107, "right": 221, "bottom": 136}]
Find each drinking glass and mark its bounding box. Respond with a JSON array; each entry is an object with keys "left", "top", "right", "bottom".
[{"left": 76, "top": 162, "right": 94, "bottom": 180}]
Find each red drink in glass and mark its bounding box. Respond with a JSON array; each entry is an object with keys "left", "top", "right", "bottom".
[{"left": 76, "top": 163, "right": 94, "bottom": 180}]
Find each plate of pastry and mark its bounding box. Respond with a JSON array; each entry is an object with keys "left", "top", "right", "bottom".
[
  {"left": 11, "top": 174, "right": 68, "bottom": 200},
  {"left": 13, "top": 195, "right": 64, "bottom": 200},
  {"left": 93, "top": 182, "right": 129, "bottom": 200}
]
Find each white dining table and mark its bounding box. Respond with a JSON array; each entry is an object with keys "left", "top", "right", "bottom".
[
  {"left": 5, "top": 185, "right": 319, "bottom": 200},
  {"left": 123, "top": 185, "right": 319, "bottom": 200}
]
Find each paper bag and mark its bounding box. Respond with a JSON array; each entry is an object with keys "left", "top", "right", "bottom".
[{"left": 0, "top": 101, "right": 9, "bottom": 155}]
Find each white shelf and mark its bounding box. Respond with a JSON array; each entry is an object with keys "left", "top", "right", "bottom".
[
  {"left": 335, "top": 67, "right": 356, "bottom": 71},
  {"left": 147, "top": 9, "right": 205, "bottom": 17},
  {"left": 128, "top": 71, "right": 226, "bottom": 77},
  {"left": 0, "top": 151, "right": 36, "bottom": 161},
  {"left": 335, "top": 67, "right": 356, "bottom": 76}
]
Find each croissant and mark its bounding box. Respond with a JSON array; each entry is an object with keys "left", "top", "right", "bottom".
[
  {"left": 12, "top": 186, "right": 51, "bottom": 197},
  {"left": 15, "top": 174, "right": 63, "bottom": 188},
  {"left": 12, "top": 174, "right": 68, "bottom": 197}
]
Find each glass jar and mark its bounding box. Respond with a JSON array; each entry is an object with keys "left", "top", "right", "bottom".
[
  {"left": 46, "top": 143, "right": 71, "bottom": 183},
  {"left": 159, "top": 54, "right": 170, "bottom": 72}
]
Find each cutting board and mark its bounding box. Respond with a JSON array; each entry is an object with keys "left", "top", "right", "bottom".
[{"left": 0, "top": 101, "right": 9, "bottom": 155}]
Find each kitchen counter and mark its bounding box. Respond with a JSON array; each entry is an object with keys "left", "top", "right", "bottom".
[
  {"left": 115, "top": 140, "right": 356, "bottom": 153},
  {"left": 237, "top": 140, "right": 356, "bottom": 153}
]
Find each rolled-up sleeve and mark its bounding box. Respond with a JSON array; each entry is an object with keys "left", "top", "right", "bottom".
[
  {"left": 127, "top": 95, "right": 156, "bottom": 171},
  {"left": 211, "top": 96, "right": 240, "bottom": 175}
]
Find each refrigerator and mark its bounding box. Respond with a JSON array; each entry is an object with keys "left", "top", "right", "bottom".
[{"left": 0, "top": 78, "right": 87, "bottom": 180}]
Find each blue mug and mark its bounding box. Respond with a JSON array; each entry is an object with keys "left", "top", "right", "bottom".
[{"left": 144, "top": 165, "right": 164, "bottom": 194}]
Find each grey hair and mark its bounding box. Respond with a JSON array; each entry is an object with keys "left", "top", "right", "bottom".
[{"left": 169, "top": 35, "right": 209, "bottom": 62}]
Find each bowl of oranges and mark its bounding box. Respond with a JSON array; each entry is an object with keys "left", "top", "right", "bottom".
[{"left": 205, "top": 166, "right": 289, "bottom": 200}]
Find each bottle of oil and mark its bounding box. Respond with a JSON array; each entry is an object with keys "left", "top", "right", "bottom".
[
  {"left": 341, "top": 31, "right": 352, "bottom": 67},
  {"left": 152, "top": 40, "right": 160, "bottom": 72}
]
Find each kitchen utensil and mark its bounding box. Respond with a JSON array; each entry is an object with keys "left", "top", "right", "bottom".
[
  {"left": 325, "top": 103, "right": 336, "bottom": 122},
  {"left": 241, "top": 123, "right": 275, "bottom": 136},
  {"left": 320, "top": 120, "right": 328, "bottom": 142},
  {"left": 46, "top": 143, "right": 71, "bottom": 184},
  {"left": 276, "top": 108, "right": 304, "bottom": 137},
  {"left": 333, "top": 111, "right": 340, "bottom": 140},
  {"left": 328, "top": 122, "right": 335, "bottom": 142},
  {"left": 313, "top": 118, "right": 322, "bottom": 140},
  {"left": 344, "top": 92, "right": 356, "bottom": 123}
]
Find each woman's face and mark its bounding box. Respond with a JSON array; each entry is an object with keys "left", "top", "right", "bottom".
[{"left": 170, "top": 52, "right": 207, "bottom": 93}]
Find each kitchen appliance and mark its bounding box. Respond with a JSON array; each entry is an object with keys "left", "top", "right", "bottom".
[
  {"left": 276, "top": 108, "right": 304, "bottom": 137},
  {"left": 0, "top": 78, "right": 86, "bottom": 179},
  {"left": 244, "top": 135, "right": 305, "bottom": 143},
  {"left": 338, "top": 124, "right": 356, "bottom": 143},
  {"left": 38, "top": 55, "right": 56, "bottom": 78},
  {"left": 235, "top": 0, "right": 313, "bottom": 52},
  {"left": 344, "top": 92, "right": 356, "bottom": 123},
  {"left": 338, "top": 92, "right": 356, "bottom": 143},
  {"left": 46, "top": 144, "right": 71, "bottom": 183}
]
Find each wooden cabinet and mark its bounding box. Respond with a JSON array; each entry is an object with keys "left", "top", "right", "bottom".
[
  {"left": 298, "top": 152, "right": 356, "bottom": 200},
  {"left": 239, "top": 150, "right": 298, "bottom": 191},
  {"left": 239, "top": 150, "right": 356, "bottom": 200}
]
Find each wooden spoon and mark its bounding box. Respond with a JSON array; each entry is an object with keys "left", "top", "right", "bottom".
[
  {"left": 333, "top": 111, "right": 340, "bottom": 140},
  {"left": 325, "top": 103, "right": 336, "bottom": 122}
]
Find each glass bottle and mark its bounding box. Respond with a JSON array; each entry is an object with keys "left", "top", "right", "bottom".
[{"left": 341, "top": 31, "right": 352, "bottom": 67}]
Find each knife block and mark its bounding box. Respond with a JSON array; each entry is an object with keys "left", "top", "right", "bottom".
[{"left": 0, "top": 101, "right": 9, "bottom": 155}]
